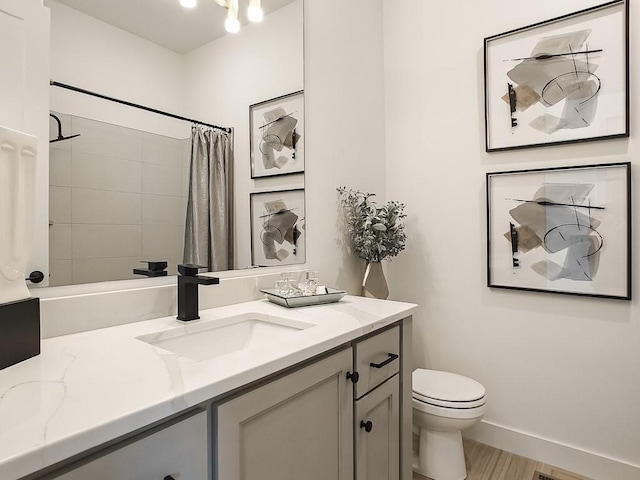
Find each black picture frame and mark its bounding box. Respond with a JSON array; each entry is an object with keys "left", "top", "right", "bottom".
[
  {"left": 250, "top": 188, "right": 305, "bottom": 267},
  {"left": 486, "top": 162, "right": 631, "bottom": 300},
  {"left": 484, "top": 0, "right": 629, "bottom": 152},
  {"left": 250, "top": 91, "right": 304, "bottom": 178}
]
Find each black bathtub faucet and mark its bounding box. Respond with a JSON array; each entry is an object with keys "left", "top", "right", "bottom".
[{"left": 177, "top": 264, "right": 220, "bottom": 322}]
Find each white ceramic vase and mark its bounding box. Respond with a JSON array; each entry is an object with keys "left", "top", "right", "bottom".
[
  {"left": 0, "top": 125, "right": 37, "bottom": 305},
  {"left": 362, "top": 262, "right": 389, "bottom": 299}
]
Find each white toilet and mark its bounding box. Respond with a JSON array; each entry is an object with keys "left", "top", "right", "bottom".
[{"left": 412, "top": 369, "right": 486, "bottom": 480}]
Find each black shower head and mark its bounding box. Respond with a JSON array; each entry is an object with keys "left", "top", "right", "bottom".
[{"left": 49, "top": 113, "right": 80, "bottom": 143}]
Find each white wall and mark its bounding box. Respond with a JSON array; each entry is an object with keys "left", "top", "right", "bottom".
[
  {"left": 383, "top": 0, "right": 640, "bottom": 478},
  {"left": 46, "top": 0, "right": 188, "bottom": 139},
  {"left": 304, "top": 0, "right": 387, "bottom": 293}
]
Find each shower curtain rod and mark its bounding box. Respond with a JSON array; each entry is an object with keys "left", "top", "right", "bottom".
[{"left": 50, "top": 80, "right": 232, "bottom": 133}]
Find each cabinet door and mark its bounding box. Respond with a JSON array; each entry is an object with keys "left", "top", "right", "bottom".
[
  {"left": 54, "top": 411, "right": 208, "bottom": 480},
  {"left": 355, "top": 375, "right": 399, "bottom": 480},
  {"left": 216, "top": 348, "right": 353, "bottom": 480}
]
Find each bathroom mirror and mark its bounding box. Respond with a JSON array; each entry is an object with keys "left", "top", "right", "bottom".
[{"left": 41, "top": 0, "right": 304, "bottom": 287}]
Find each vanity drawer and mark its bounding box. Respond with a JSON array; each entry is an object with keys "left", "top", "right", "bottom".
[
  {"left": 53, "top": 410, "right": 207, "bottom": 480},
  {"left": 354, "top": 326, "right": 400, "bottom": 398}
]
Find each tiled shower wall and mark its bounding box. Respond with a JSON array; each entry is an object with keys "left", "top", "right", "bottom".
[{"left": 49, "top": 113, "right": 190, "bottom": 286}]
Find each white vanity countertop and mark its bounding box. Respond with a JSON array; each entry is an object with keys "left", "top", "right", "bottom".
[{"left": 0, "top": 295, "right": 417, "bottom": 479}]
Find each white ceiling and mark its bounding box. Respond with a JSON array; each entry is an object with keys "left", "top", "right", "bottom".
[{"left": 53, "top": 0, "right": 297, "bottom": 54}]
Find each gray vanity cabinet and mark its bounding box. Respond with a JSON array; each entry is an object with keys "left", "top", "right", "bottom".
[
  {"left": 353, "top": 326, "right": 401, "bottom": 480},
  {"left": 215, "top": 347, "right": 354, "bottom": 480},
  {"left": 214, "top": 321, "right": 409, "bottom": 480},
  {"left": 32, "top": 317, "right": 412, "bottom": 480},
  {"left": 355, "top": 375, "right": 400, "bottom": 480},
  {"left": 52, "top": 410, "right": 208, "bottom": 480}
]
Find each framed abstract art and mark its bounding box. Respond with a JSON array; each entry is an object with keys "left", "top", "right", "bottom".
[
  {"left": 250, "top": 189, "right": 305, "bottom": 267},
  {"left": 486, "top": 163, "right": 631, "bottom": 299},
  {"left": 250, "top": 91, "right": 304, "bottom": 178},
  {"left": 484, "top": 1, "right": 628, "bottom": 152}
]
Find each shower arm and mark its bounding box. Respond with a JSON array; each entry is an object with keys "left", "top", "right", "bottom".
[
  {"left": 49, "top": 113, "right": 81, "bottom": 143},
  {"left": 49, "top": 113, "right": 62, "bottom": 140}
]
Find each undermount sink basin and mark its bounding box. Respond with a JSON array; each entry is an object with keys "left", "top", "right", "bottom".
[{"left": 136, "top": 312, "right": 314, "bottom": 362}]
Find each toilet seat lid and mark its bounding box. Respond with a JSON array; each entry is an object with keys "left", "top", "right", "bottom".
[{"left": 412, "top": 369, "right": 485, "bottom": 403}]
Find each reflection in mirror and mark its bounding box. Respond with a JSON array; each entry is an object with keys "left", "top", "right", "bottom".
[
  {"left": 43, "top": 0, "right": 304, "bottom": 287},
  {"left": 48, "top": 113, "right": 193, "bottom": 285}
]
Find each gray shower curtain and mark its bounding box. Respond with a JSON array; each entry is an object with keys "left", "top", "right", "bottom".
[{"left": 183, "top": 126, "right": 234, "bottom": 272}]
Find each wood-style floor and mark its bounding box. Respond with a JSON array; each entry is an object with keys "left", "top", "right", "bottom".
[{"left": 413, "top": 438, "right": 592, "bottom": 480}]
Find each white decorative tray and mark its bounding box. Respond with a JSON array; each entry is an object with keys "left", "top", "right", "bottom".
[{"left": 261, "top": 287, "right": 348, "bottom": 308}]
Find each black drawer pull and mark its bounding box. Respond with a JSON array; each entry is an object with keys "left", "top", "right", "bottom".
[
  {"left": 360, "top": 420, "right": 373, "bottom": 432},
  {"left": 164, "top": 476, "right": 176, "bottom": 480},
  {"left": 369, "top": 353, "right": 399, "bottom": 369},
  {"left": 346, "top": 371, "right": 360, "bottom": 383}
]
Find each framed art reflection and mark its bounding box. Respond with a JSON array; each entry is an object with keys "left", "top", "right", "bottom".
[
  {"left": 486, "top": 163, "right": 631, "bottom": 299},
  {"left": 250, "top": 189, "right": 305, "bottom": 267},
  {"left": 484, "top": 1, "right": 628, "bottom": 152},
  {"left": 250, "top": 91, "right": 304, "bottom": 178}
]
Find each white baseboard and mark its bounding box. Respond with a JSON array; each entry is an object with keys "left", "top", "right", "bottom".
[{"left": 464, "top": 420, "right": 640, "bottom": 480}]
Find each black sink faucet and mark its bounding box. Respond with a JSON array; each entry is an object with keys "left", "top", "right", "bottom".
[{"left": 177, "top": 264, "right": 220, "bottom": 322}]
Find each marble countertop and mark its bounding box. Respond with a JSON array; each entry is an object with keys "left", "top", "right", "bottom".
[{"left": 0, "top": 295, "right": 417, "bottom": 480}]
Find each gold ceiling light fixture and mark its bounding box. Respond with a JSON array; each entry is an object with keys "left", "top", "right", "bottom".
[{"left": 180, "top": 0, "right": 264, "bottom": 33}]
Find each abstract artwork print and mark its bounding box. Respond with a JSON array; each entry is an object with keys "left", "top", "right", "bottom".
[
  {"left": 250, "top": 91, "right": 304, "bottom": 178},
  {"left": 508, "top": 183, "right": 603, "bottom": 281},
  {"left": 484, "top": 1, "right": 628, "bottom": 151},
  {"left": 487, "top": 163, "right": 630, "bottom": 299},
  {"left": 250, "top": 189, "right": 305, "bottom": 267}
]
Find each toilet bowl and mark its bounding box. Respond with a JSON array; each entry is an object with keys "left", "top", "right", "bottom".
[{"left": 412, "top": 369, "right": 486, "bottom": 480}]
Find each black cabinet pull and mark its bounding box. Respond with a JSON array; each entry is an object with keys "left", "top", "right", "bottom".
[
  {"left": 360, "top": 420, "right": 373, "bottom": 432},
  {"left": 164, "top": 476, "right": 176, "bottom": 480},
  {"left": 346, "top": 371, "right": 359, "bottom": 383},
  {"left": 369, "top": 353, "right": 399, "bottom": 369}
]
